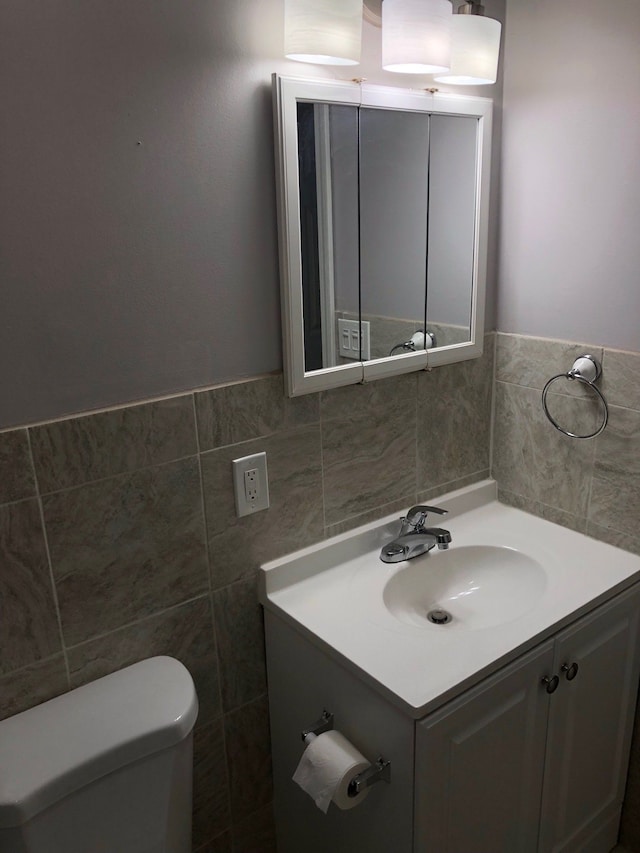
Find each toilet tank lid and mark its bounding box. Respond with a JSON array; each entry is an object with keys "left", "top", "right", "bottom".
[{"left": 0, "top": 656, "right": 198, "bottom": 828}]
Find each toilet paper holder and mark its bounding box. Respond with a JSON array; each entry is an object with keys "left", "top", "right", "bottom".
[
  {"left": 347, "top": 757, "right": 391, "bottom": 798},
  {"left": 301, "top": 710, "right": 335, "bottom": 741},
  {"left": 300, "top": 710, "right": 392, "bottom": 797}
]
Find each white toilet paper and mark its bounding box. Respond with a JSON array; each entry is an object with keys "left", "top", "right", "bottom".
[{"left": 292, "top": 730, "right": 370, "bottom": 813}]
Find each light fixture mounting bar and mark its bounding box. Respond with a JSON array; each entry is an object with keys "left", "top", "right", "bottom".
[
  {"left": 363, "top": 0, "right": 382, "bottom": 27},
  {"left": 457, "top": 2, "right": 486, "bottom": 14}
]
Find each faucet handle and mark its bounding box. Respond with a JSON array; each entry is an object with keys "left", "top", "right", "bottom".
[
  {"left": 404, "top": 504, "right": 448, "bottom": 530},
  {"left": 427, "top": 527, "right": 452, "bottom": 550}
]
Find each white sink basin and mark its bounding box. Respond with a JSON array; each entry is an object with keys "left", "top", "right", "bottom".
[
  {"left": 383, "top": 545, "right": 547, "bottom": 630},
  {"left": 260, "top": 480, "right": 640, "bottom": 716}
]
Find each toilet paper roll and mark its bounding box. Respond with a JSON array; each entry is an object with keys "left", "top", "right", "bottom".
[{"left": 292, "top": 730, "right": 370, "bottom": 813}]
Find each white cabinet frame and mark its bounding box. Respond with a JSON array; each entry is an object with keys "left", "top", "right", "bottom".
[{"left": 272, "top": 74, "right": 493, "bottom": 397}]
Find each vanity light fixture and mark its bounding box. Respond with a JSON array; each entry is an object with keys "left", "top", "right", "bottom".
[
  {"left": 283, "top": 0, "right": 500, "bottom": 84},
  {"left": 382, "top": 0, "right": 453, "bottom": 74},
  {"left": 284, "top": 0, "right": 363, "bottom": 66},
  {"left": 434, "top": 2, "right": 501, "bottom": 85}
]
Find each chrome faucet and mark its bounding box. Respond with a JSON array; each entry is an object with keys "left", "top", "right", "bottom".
[{"left": 380, "top": 505, "right": 452, "bottom": 563}]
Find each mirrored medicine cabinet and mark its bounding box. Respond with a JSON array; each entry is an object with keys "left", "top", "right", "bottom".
[{"left": 272, "top": 73, "right": 493, "bottom": 397}]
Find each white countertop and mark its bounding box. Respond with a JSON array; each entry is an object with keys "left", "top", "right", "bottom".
[{"left": 259, "top": 481, "right": 640, "bottom": 718}]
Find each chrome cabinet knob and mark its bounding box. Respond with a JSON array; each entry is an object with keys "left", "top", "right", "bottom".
[{"left": 561, "top": 662, "right": 579, "bottom": 681}]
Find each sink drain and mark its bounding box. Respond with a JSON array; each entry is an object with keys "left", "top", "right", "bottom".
[{"left": 427, "top": 609, "right": 452, "bottom": 625}]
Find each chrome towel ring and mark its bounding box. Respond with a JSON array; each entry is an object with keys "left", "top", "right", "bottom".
[{"left": 541, "top": 354, "right": 609, "bottom": 440}]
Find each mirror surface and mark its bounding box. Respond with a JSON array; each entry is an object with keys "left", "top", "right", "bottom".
[
  {"left": 359, "top": 107, "right": 430, "bottom": 362},
  {"left": 274, "top": 76, "right": 492, "bottom": 396},
  {"left": 426, "top": 114, "right": 478, "bottom": 350}
]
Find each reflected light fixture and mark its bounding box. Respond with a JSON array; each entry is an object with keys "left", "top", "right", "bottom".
[
  {"left": 382, "top": 0, "right": 453, "bottom": 74},
  {"left": 284, "top": 0, "right": 363, "bottom": 66},
  {"left": 434, "top": 2, "right": 501, "bottom": 84}
]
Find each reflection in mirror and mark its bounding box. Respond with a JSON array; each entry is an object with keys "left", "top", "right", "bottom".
[
  {"left": 327, "top": 105, "right": 361, "bottom": 367},
  {"left": 296, "top": 102, "right": 322, "bottom": 371},
  {"left": 297, "top": 103, "right": 359, "bottom": 372},
  {"left": 427, "top": 115, "right": 477, "bottom": 349},
  {"left": 275, "top": 74, "right": 492, "bottom": 396},
  {"left": 297, "top": 105, "right": 480, "bottom": 370},
  {"left": 359, "top": 108, "right": 429, "bottom": 360}
]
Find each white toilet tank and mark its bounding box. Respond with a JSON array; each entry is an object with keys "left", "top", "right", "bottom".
[{"left": 0, "top": 656, "right": 198, "bottom": 853}]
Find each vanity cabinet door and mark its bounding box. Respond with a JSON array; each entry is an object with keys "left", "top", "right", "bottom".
[
  {"left": 538, "top": 585, "right": 640, "bottom": 853},
  {"left": 415, "top": 640, "right": 555, "bottom": 853}
]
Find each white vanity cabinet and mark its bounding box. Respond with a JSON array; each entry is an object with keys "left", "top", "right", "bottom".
[
  {"left": 415, "top": 583, "right": 640, "bottom": 853},
  {"left": 540, "top": 583, "right": 640, "bottom": 853},
  {"left": 265, "top": 611, "right": 417, "bottom": 853},
  {"left": 415, "top": 640, "right": 554, "bottom": 852},
  {"left": 261, "top": 484, "right": 640, "bottom": 853},
  {"left": 266, "top": 584, "right": 640, "bottom": 853}
]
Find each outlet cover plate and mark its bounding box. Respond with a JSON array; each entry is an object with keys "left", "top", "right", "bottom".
[
  {"left": 232, "top": 452, "right": 270, "bottom": 517},
  {"left": 338, "top": 318, "right": 371, "bottom": 361}
]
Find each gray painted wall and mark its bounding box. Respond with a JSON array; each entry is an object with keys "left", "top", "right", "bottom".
[
  {"left": 498, "top": 0, "right": 640, "bottom": 353},
  {"left": 0, "top": 0, "right": 285, "bottom": 427},
  {"left": 0, "top": 0, "right": 504, "bottom": 429}
]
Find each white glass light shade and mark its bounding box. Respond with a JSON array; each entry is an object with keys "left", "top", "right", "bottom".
[
  {"left": 284, "top": 0, "right": 363, "bottom": 66},
  {"left": 382, "top": 0, "right": 452, "bottom": 74},
  {"left": 434, "top": 14, "right": 501, "bottom": 84}
]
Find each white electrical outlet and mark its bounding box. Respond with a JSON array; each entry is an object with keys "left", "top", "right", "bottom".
[
  {"left": 337, "top": 318, "right": 371, "bottom": 360},
  {"left": 244, "top": 468, "right": 259, "bottom": 504},
  {"left": 232, "top": 452, "right": 269, "bottom": 517}
]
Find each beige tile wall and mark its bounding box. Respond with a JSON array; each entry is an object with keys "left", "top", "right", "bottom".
[
  {"left": 492, "top": 333, "right": 640, "bottom": 850},
  {"left": 3, "top": 330, "right": 640, "bottom": 851},
  {"left": 0, "top": 336, "right": 493, "bottom": 852},
  {"left": 493, "top": 333, "right": 640, "bottom": 555}
]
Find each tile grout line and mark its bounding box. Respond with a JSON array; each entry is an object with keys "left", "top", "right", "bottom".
[
  {"left": 191, "top": 396, "right": 225, "bottom": 686},
  {"left": 324, "top": 492, "right": 417, "bottom": 536},
  {"left": 583, "top": 416, "right": 600, "bottom": 530},
  {"left": 223, "top": 694, "right": 272, "bottom": 844},
  {"left": 318, "top": 394, "right": 329, "bottom": 536},
  {"left": 223, "top": 690, "right": 269, "bottom": 720},
  {"left": 416, "top": 469, "right": 491, "bottom": 500},
  {"left": 0, "top": 652, "right": 65, "bottom": 682},
  {"left": 0, "top": 494, "right": 40, "bottom": 511},
  {"left": 191, "top": 392, "right": 233, "bottom": 830},
  {"left": 489, "top": 331, "right": 498, "bottom": 476},
  {"left": 191, "top": 393, "right": 213, "bottom": 599},
  {"left": 36, "top": 451, "right": 201, "bottom": 498},
  {"left": 29, "top": 427, "right": 323, "bottom": 503},
  {"left": 498, "top": 486, "right": 585, "bottom": 527},
  {"left": 40, "top": 568, "right": 281, "bottom": 665},
  {"left": 495, "top": 374, "right": 613, "bottom": 400},
  {"left": 25, "top": 428, "right": 72, "bottom": 688},
  {"left": 3, "top": 338, "right": 639, "bottom": 436},
  {"left": 493, "top": 340, "right": 640, "bottom": 412},
  {"left": 0, "top": 372, "right": 283, "bottom": 435},
  {"left": 224, "top": 693, "right": 272, "bottom": 845},
  {"left": 498, "top": 486, "right": 640, "bottom": 550},
  {"left": 198, "top": 418, "right": 321, "bottom": 456},
  {"left": 322, "top": 469, "right": 490, "bottom": 538},
  {"left": 63, "top": 592, "right": 212, "bottom": 653}
]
